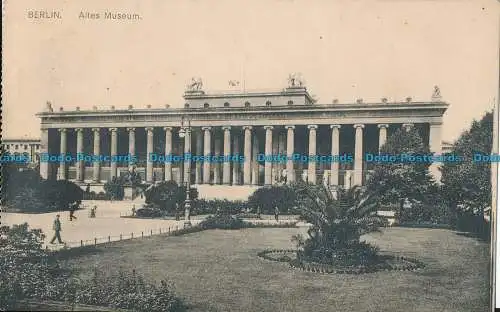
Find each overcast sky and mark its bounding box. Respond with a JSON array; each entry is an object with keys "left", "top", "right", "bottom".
[{"left": 3, "top": 0, "right": 499, "bottom": 141}]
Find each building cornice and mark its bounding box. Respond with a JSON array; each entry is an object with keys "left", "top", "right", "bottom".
[{"left": 36, "top": 101, "right": 449, "bottom": 118}]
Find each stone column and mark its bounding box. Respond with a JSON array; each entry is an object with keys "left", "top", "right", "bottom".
[
  {"left": 127, "top": 127, "right": 136, "bottom": 169},
  {"left": 58, "top": 128, "right": 67, "bottom": 180},
  {"left": 40, "top": 129, "right": 49, "bottom": 179},
  {"left": 76, "top": 128, "right": 84, "bottom": 182},
  {"left": 353, "top": 124, "right": 364, "bottom": 186},
  {"left": 285, "top": 125, "right": 295, "bottom": 184},
  {"left": 307, "top": 125, "right": 318, "bottom": 184},
  {"left": 164, "top": 127, "right": 173, "bottom": 181},
  {"left": 214, "top": 135, "right": 222, "bottom": 184},
  {"left": 109, "top": 128, "right": 118, "bottom": 180},
  {"left": 330, "top": 125, "right": 341, "bottom": 186},
  {"left": 278, "top": 132, "right": 286, "bottom": 182},
  {"left": 222, "top": 126, "right": 231, "bottom": 184},
  {"left": 243, "top": 126, "right": 252, "bottom": 185},
  {"left": 202, "top": 127, "right": 212, "bottom": 184},
  {"left": 378, "top": 124, "right": 389, "bottom": 152},
  {"left": 183, "top": 127, "right": 191, "bottom": 185},
  {"left": 264, "top": 126, "right": 273, "bottom": 186},
  {"left": 232, "top": 132, "right": 240, "bottom": 185},
  {"left": 251, "top": 133, "right": 259, "bottom": 185},
  {"left": 92, "top": 128, "right": 101, "bottom": 182},
  {"left": 195, "top": 130, "right": 203, "bottom": 184},
  {"left": 402, "top": 123, "right": 414, "bottom": 132},
  {"left": 146, "top": 127, "right": 154, "bottom": 183},
  {"left": 429, "top": 121, "right": 443, "bottom": 182}
]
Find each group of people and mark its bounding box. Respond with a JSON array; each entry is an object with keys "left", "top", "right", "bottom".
[{"left": 49, "top": 203, "right": 98, "bottom": 244}]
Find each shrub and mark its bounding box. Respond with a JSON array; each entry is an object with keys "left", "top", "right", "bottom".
[
  {"left": 199, "top": 214, "right": 249, "bottom": 230},
  {"left": 397, "top": 200, "right": 453, "bottom": 225},
  {"left": 73, "top": 268, "right": 186, "bottom": 312},
  {"left": 136, "top": 208, "right": 163, "bottom": 218},
  {"left": 195, "top": 199, "right": 247, "bottom": 215},
  {"left": 0, "top": 223, "right": 186, "bottom": 312},
  {"left": 247, "top": 185, "right": 297, "bottom": 214}
]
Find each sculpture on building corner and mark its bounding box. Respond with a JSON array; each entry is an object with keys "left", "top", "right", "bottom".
[
  {"left": 433, "top": 85, "right": 441, "bottom": 98},
  {"left": 46, "top": 101, "right": 54, "bottom": 112},
  {"left": 186, "top": 77, "right": 203, "bottom": 91},
  {"left": 288, "top": 73, "right": 304, "bottom": 88}
]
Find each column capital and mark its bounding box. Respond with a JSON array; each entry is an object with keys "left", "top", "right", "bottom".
[
  {"left": 222, "top": 126, "right": 231, "bottom": 131},
  {"left": 353, "top": 124, "right": 365, "bottom": 129},
  {"left": 202, "top": 126, "right": 212, "bottom": 131},
  {"left": 307, "top": 125, "right": 318, "bottom": 130},
  {"left": 285, "top": 125, "right": 295, "bottom": 130},
  {"left": 75, "top": 128, "right": 84, "bottom": 132},
  {"left": 163, "top": 126, "right": 173, "bottom": 131},
  {"left": 330, "top": 124, "right": 341, "bottom": 129},
  {"left": 92, "top": 128, "right": 100, "bottom": 132},
  {"left": 145, "top": 127, "right": 154, "bottom": 132},
  {"left": 127, "top": 127, "right": 136, "bottom": 132},
  {"left": 58, "top": 128, "right": 67, "bottom": 133},
  {"left": 108, "top": 127, "right": 118, "bottom": 132},
  {"left": 243, "top": 126, "right": 253, "bottom": 131},
  {"left": 264, "top": 125, "right": 274, "bottom": 130},
  {"left": 402, "top": 123, "right": 414, "bottom": 130},
  {"left": 377, "top": 124, "right": 389, "bottom": 129}
]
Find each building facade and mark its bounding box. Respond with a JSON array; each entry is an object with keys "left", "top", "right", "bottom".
[
  {"left": 1, "top": 138, "right": 41, "bottom": 164},
  {"left": 36, "top": 81, "right": 448, "bottom": 189}
]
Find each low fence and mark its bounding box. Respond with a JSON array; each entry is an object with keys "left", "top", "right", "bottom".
[
  {"left": 44, "top": 218, "right": 297, "bottom": 251},
  {"left": 45, "top": 223, "right": 196, "bottom": 251}
]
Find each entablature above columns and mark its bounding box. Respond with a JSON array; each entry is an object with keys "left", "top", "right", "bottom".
[
  {"left": 41, "top": 115, "right": 444, "bottom": 130},
  {"left": 39, "top": 102, "right": 448, "bottom": 129}
]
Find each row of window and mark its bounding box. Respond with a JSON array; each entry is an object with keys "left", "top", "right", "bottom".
[
  {"left": 185, "top": 100, "right": 295, "bottom": 109},
  {"left": 3, "top": 144, "right": 40, "bottom": 150}
]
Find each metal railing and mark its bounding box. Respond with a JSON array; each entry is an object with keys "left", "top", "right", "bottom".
[{"left": 44, "top": 224, "right": 190, "bottom": 251}]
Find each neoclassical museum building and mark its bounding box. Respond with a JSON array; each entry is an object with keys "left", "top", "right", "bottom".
[{"left": 37, "top": 78, "right": 448, "bottom": 190}]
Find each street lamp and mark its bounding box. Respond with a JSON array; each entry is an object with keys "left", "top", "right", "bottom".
[{"left": 179, "top": 116, "right": 192, "bottom": 228}]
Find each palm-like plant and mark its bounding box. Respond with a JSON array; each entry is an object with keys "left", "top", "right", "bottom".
[{"left": 291, "top": 182, "right": 388, "bottom": 265}]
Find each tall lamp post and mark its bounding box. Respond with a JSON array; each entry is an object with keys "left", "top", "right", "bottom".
[{"left": 179, "top": 116, "right": 192, "bottom": 228}]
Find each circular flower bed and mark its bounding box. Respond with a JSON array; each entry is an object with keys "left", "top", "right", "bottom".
[{"left": 257, "top": 249, "right": 425, "bottom": 274}]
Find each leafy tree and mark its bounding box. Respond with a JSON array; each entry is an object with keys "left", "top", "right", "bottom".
[
  {"left": 291, "top": 182, "right": 387, "bottom": 265},
  {"left": 365, "top": 127, "right": 438, "bottom": 218},
  {"left": 1, "top": 164, "right": 42, "bottom": 205},
  {"left": 247, "top": 185, "right": 297, "bottom": 214},
  {"left": 441, "top": 111, "right": 493, "bottom": 223},
  {"left": 39, "top": 180, "right": 84, "bottom": 211},
  {"left": 144, "top": 180, "right": 198, "bottom": 213}
]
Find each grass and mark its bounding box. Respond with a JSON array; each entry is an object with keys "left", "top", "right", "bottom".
[{"left": 58, "top": 227, "right": 490, "bottom": 312}]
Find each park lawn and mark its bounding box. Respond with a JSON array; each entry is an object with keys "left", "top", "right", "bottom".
[{"left": 59, "top": 227, "right": 490, "bottom": 312}]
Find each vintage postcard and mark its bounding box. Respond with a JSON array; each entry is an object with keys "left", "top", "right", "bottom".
[{"left": 1, "top": 0, "right": 499, "bottom": 311}]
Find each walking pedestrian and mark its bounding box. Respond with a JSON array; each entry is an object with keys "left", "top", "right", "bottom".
[
  {"left": 90, "top": 205, "right": 97, "bottom": 218},
  {"left": 69, "top": 202, "right": 78, "bottom": 221},
  {"left": 274, "top": 206, "right": 280, "bottom": 222},
  {"left": 50, "top": 214, "right": 63, "bottom": 244}
]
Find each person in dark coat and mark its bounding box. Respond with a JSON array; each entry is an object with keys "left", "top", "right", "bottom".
[
  {"left": 274, "top": 206, "right": 280, "bottom": 222},
  {"left": 50, "top": 214, "right": 63, "bottom": 244}
]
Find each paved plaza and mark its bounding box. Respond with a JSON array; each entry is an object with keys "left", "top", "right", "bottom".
[
  {"left": 1, "top": 198, "right": 298, "bottom": 250},
  {"left": 1, "top": 199, "right": 200, "bottom": 249}
]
